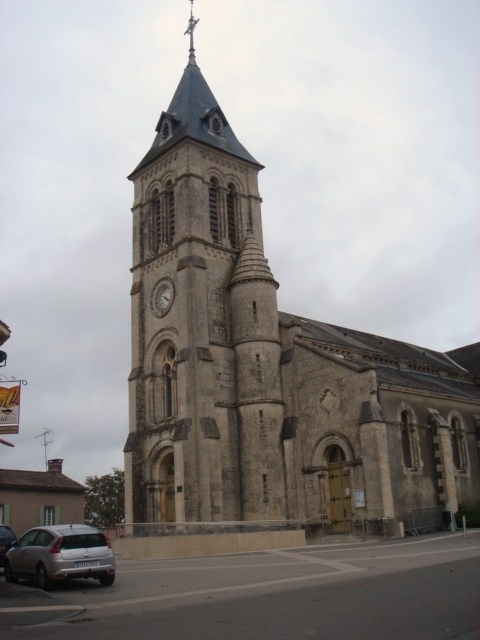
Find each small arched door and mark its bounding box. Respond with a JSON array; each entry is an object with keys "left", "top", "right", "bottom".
[
  {"left": 164, "top": 454, "right": 176, "bottom": 522},
  {"left": 150, "top": 451, "right": 176, "bottom": 523},
  {"left": 327, "top": 446, "right": 352, "bottom": 533}
]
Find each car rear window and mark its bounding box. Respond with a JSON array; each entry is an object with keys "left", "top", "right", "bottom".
[
  {"left": 60, "top": 533, "right": 107, "bottom": 549},
  {"left": 0, "top": 527, "right": 15, "bottom": 541}
]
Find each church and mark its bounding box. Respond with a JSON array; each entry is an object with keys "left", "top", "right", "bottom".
[{"left": 123, "top": 9, "right": 480, "bottom": 537}]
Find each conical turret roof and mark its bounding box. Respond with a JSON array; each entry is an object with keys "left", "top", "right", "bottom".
[
  {"left": 129, "top": 57, "right": 261, "bottom": 178},
  {"left": 230, "top": 231, "right": 279, "bottom": 289}
]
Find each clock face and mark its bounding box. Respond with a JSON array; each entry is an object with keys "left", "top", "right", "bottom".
[
  {"left": 151, "top": 279, "right": 175, "bottom": 317},
  {"left": 159, "top": 286, "right": 172, "bottom": 308}
]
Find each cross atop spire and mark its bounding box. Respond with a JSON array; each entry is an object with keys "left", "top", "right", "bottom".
[{"left": 184, "top": 0, "right": 199, "bottom": 65}]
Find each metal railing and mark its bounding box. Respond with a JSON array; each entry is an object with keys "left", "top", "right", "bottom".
[{"left": 303, "top": 513, "right": 328, "bottom": 536}]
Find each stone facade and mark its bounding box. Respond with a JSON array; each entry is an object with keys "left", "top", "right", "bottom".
[{"left": 124, "top": 47, "right": 480, "bottom": 536}]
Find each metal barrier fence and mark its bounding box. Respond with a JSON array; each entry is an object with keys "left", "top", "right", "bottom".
[{"left": 405, "top": 506, "right": 455, "bottom": 535}]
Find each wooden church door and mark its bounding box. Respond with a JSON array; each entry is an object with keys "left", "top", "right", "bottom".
[{"left": 327, "top": 446, "right": 352, "bottom": 533}]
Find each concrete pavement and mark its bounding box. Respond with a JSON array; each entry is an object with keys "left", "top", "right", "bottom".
[
  {"left": 1, "top": 530, "right": 477, "bottom": 629},
  {"left": 0, "top": 535, "right": 363, "bottom": 627},
  {"left": 0, "top": 578, "right": 84, "bottom": 627}
]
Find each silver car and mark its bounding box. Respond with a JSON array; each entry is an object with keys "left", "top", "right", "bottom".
[{"left": 4, "top": 524, "right": 116, "bottom": 589}]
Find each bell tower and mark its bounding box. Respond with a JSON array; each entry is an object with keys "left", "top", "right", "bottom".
[{"left": 124, "top": 3, "right": 285, "bottom": 524}]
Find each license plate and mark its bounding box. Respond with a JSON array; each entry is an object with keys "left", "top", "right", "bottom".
[{"left": 74, "top": 560, "right": 100, "bottom": 568}]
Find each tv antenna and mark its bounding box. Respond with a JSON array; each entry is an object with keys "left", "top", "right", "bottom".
[{"left": 34, "top": 429, "right": 54, "bottom": 470}]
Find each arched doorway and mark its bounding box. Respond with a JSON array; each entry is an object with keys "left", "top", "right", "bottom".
[
  {"left": 327, "top": 445, "right": 352, "bottom": 533},
  {"left": 149, "top": 450, "right": 176, "bottom": 523}
]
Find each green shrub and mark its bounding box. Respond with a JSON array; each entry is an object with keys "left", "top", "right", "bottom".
[{"left": 455, "top": 502, "right": 480, "bottom": 528}]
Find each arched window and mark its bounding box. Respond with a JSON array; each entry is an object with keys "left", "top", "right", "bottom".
[
  {"left": 451, "top": 417, "right": 467, "bottom": 470},
  {"left": 163, "top": 363, "right": 174, "bottom": 418},
  {"left": 209, "top": 177, "right": 220, "bottom": 243},
  {"left": 328, "top": 445, "right": 346, "bottom": 464},
  {"left": 165, "top": 180, "right": 175, "bottom": 245},
  {"left": 161, "top": 120, "right": 171, "bottom": 140},
  {"left": 226, "top": 183, "right": 238, "bottom": 248},
  {"left": 162, "top": 346, "right": 177, "bottom": 420},
  {"left": 151, "top": 182, "right": 175, "bottom": 253},
  {"left": 400, "top": 410, "right": 418, "bottom": 470},
  {"left": 152, "top": 188, "right": 162, "bottom": 253},
  {"left": 210, "top": 114, "right": 223, "bottom": 136},
  {"left": 151, "top": 343, "right": 177, "bottom": 424}
]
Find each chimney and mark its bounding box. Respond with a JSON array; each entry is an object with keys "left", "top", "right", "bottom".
[{"left": 47, "top": 458, "right": 64, "bottom": 474}]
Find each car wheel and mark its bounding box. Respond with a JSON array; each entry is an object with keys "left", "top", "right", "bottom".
[
  {"left": 36, "top": 564, "right": 52, "bottom": 591},
  {"left": 98, "top": 574, "right": 115, "bottom": 587},
  {"left": 4, "top": 561, "right": 18, "bottom": 583}
]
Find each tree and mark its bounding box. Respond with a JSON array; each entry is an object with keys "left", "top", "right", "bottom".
[{"left": 84, "top": 468, "right": 124, "bottom": 528}]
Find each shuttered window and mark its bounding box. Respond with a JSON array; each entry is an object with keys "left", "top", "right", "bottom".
[
  {"left": 209, "top": 177, "right": 219, "bottom": 243},
  {"left": 226, "top": 183, "right": 237, "bottom": 248}
]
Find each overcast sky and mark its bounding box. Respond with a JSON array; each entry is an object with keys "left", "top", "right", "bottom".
[{"left": 1, "top": 0, "right": 478, "bottom": 485}]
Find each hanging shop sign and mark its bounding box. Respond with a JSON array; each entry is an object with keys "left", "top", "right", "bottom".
[{"left": 0, "top": 379, "right": 26, "bottom": 434}]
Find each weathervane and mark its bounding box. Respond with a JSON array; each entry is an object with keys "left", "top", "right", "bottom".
[{"left": 184, "top": 0, "right": 199, "bottom": 63}]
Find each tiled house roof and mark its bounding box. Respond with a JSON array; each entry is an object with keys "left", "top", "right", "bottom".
[{"left": 0, "top": 469, "right": 85, "bottom": 493}]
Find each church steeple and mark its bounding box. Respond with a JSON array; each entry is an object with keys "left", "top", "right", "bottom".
[
  {"left": 129, "top": 2, "right": 261, "bottom": 179},
  {"left": 184, "top": 0, "right": 199, "bottom": 66},
  {"left": 125, "top": 4, "right": 281, "bottom": 526}
]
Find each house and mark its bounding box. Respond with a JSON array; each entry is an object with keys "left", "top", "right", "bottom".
[{"left": 0, "top": 459, "right": 85, "bottom": 535}]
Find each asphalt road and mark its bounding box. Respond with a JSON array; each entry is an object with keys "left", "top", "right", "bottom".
[{"left": 3, "top": 531, "right": 480, "bottom": 639}]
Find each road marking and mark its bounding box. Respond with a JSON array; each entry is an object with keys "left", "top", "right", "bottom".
[
  {"left": 267, "top": 548, "right": 363, "bottom": 572},
  {"left": 338, "top": 544, "right": 480, "bottom": 563},
  {"left": 0, "top": 604, "right": 84, "bottom": 614},
  {"left": 85, "top": 565, "right": 365, "bottom": 611}
]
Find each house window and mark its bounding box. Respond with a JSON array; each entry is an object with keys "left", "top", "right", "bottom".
[
  {"left": 400, "top": 410, "right": 418, "bottom": 470},
  {"left": 226, "top": 183, "right": 238, "bottom": 248},
  {"left": 0, "top": 504, "right": 11, "bottom": 525},
  {"left": 44, "top": 506, "right": 55, "bottom": 526},
  {"left": 451, "top": 417, "right": 467, "bottom": 471},
  {"left": 209, "top": 177, "right": 220, "bottom": 243}
]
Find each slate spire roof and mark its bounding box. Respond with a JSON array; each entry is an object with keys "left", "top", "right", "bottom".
[
  {"left": 279, "top": 311, "right": 480, "bottom": 402},
  {"left": 129, "top": 13, "right": 261, "bottom": 178}
]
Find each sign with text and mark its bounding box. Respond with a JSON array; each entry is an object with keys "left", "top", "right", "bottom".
[
  {"left": 0, "top": 382, "right": 21, "bottom": 434},
  {"left": 354, "top": 489, "right": 366, "bottom": 508}
]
